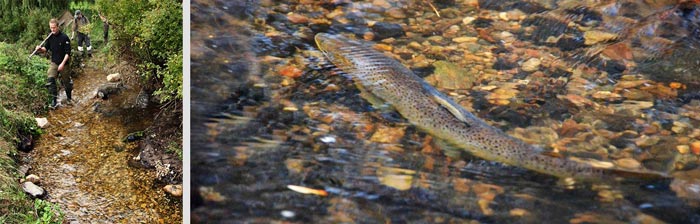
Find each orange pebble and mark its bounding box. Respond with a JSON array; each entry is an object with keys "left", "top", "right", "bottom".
[
  {"left": 279, "top": 65, "right": 303, "bottom": 78},
  {"left": 669, "top": 82, "right": 684, "bottom": 89},
  {"left": 691, "top": 141, "right": 700, "bottom": 155}
]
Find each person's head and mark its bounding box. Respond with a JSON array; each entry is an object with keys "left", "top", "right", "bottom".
[
  {"left": 75, "top": 10, "right": 82, "bottom": 17},
  {"left": 49, "top": 18, "right": 59, "bottom": 34}
]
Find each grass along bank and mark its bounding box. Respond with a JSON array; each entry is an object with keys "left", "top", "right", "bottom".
[{"left": 0, "top": 41, "right": 63, "bottom": 223}]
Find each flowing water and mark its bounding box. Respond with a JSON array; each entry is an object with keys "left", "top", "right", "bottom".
[
  {"left": 192, "top": 0, "right": 700, "bottom": 223},
  {"left": 28, "top": 57, "right": 182, "bottom": 222}
]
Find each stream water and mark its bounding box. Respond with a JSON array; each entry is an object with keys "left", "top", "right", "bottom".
[
  {"left": 27, "top": 57, "right": 181, "bottom": 222},
  {"left": 191, "top": 0, "right": 700, "bottom": 223}
]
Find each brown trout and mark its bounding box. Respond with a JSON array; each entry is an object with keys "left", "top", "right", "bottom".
[{"left": 314, "top": 33, "right": 667, "bottom": 181}]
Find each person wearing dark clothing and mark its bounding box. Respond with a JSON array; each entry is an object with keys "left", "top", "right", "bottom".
[
  {"left": 35, "top": 18, "right": 71, "bottom": 108},
  {"left": 72, "top": 10, "right": 92, "bottom": 56},
  {"left": 99, "top": 12, "right": 109, "bottom": 43}
]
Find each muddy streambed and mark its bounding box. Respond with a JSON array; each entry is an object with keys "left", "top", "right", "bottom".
[
  {"left": 26, "top": 60, "right": 181, "bottom": 222},
  {"left": 192, "top": 0, "right": 700, "bottom": 223}
]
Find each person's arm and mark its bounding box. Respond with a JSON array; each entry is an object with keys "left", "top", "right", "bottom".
[
  {"left": 58, "top": 54, "right": 69, "bottom": 72},
  {"left": 36, "top": 39, "right": 49, "bottom": 53},
  {"left": 57, "top": 37, "right": 70, "bottom": 72}
]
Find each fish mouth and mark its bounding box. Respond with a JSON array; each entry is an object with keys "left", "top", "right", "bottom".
[
  {"left": 314, "top": 33, "right": 355, "bottom": 69},
  {"left": 314, "top": 33, "right": 334, "bottom": 54}
]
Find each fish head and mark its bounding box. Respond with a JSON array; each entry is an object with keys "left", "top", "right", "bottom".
[{"left": 314, "top": 33, "right": 356, "bottom": 70}]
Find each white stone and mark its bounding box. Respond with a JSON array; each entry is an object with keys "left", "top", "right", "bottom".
[
  {"left": 163, "top": 184, "right": 182, "bottom": 197},
  {"left": 25, "top": 174, "right": 41, "bottom": 184},
  {"left": 281, "top": 210, "right": 296, "bottom": 218},
  {"left": 35, "top": 117, "right": 49, "bottom": 128},
  {"left": 22, "top": 182, "right": 45, "bottom": 198},
  {"left": 320, "top": 136, "right": 336, "bottom": 143},
  {"left": 107, "top": 73, "right": 121, "bottom": 82}
]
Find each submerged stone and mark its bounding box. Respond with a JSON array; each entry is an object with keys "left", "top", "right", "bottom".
[
  {"left": 425, "top": 60, "right": 475, "bottom": 90},
  {"left": 371, "top": 22, "right": 404, "bottom": 40},
  {"left": 164, "top": 184, "right": 183, "bottom": 197}
]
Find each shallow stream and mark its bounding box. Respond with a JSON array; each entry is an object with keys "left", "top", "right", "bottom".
[{"left": 192, "top": 0, "right": 700, "bottom": 222}]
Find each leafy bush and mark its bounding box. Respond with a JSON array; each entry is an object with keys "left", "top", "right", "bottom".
[
  {"left": 33, "top": 199, "right": 64, "bottom": 224},
  {"left": 154, "top": 52, "right": 183, "bottom": 102},
  {"left": 0, "top": 107, "right": 40, "bottom": 144},
  {"left": 18, "top": 8, "right": 55, "bottom": 48},
  {"left": 0, "top": 42, "right": 50, "bottom": 112},
  {"left": 0, "top": 1, "right": 69, "bottom": 46},
  {"left": 96, "top": 0, "right": 182, "bottom": 102}
]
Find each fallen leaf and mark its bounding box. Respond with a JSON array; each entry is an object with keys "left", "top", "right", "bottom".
[{"left": 288, "top": 185, "right": 328, "bottom": 196}]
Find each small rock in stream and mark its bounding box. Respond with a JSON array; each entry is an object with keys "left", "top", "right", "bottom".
[
  {"left": 521, "top": 58, "right": 541, "bottom": 72},
  {"left": 22, "top": 182, "right": 45, "bottom": 198},
  {"left": 371, "top": 22, "right": 404, "bottom": 40},
  {"left": 95, "top": 82, "right": 124, "bottom": 99},
  {"left": 25, "top": 174, "right": 41, "bottom": 184},
  {"left": 164, "top": 184, "right": 183, "bottom": 197},
  {"left": 123, "top": 131, "right": 145, "bottom": 142},
  {"left": 35, "top": 117, "right": 49, "bottom": 128},
  {"left": 106, "top": 73, "right": 121, "bottom": 82},
  {"left": 18, "top": 165, "right": 30, "bottom": 177}
]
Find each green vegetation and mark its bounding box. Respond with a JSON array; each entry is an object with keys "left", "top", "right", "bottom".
[
  {"left": 0, "top": 1, "right": 70, "bottom": 47},
  {"left": 96, "top": 0, "right": 183, "bottom": 102},
  {"left": 0, "top": 43, "right": 50, "bottom": 113},
  {"left": 0, "top": 41, "right": 62, "bottom": 223},
  {"left": 1, "top": 1, "right": 182, "bottom": 222},
  {"left": 167, "top": 141, "right": 183, "bottom": 160},
  {"left": 33, "top": 199, "right": 65, "bottom": 223},
  {"left": 0, "top": 4, "right": 66, "bottom": 220}
]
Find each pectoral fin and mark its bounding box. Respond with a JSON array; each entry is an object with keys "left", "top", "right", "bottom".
[
  {"left": 356, "top": 82, "right": 392, "bottom": 111},
  {"left": 425, "top": 85, "right": 470, "bottom": 126}
]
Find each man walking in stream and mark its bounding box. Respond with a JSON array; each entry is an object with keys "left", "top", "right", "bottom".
[
  {"left": 72, "top": 10, "right": 92, "bottom": 56},
  {"left": 35, "top": 18, "right": 72, "bottom": 109}
]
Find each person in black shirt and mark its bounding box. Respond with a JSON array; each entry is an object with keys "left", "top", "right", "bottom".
[{"left": 35, "top": 18, "right": 71, "bottom": 108}]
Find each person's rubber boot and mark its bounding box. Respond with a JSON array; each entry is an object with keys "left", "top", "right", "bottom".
[
  {"left": 65, "top": 79, "right": 73, "bottom": 105},
  {"left": 87, "top": 45, "right": 93, "bottom": 57},
  {"left": 47, "top": 77, "right": 58, "bottom": 109}
]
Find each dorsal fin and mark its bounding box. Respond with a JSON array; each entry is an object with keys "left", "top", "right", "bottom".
[{"left": 424, "top": 84, "right": 470, "bottom": 126}]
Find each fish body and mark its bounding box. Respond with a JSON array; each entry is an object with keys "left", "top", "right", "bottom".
[{"left": 314, "top": 33, "right": 664, "bottom": 180}]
